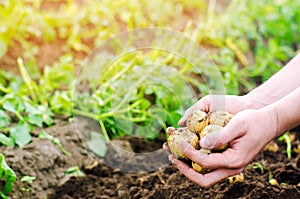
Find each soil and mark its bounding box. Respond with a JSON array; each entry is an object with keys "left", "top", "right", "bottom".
[{"left": 1, "top": 116, "right": 300, "bottom": 199}]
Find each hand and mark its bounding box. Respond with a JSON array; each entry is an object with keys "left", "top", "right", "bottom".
[
  {"left": 178, "top": 95, "right": 252, "bottom": 126},
  {"left": 166, "top": 108, "right": 278, "bottom": 187}
]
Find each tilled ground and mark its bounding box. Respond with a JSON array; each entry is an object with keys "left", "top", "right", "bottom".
[{"left": 1, "top": 117, "right": 300, "bottom": 199}]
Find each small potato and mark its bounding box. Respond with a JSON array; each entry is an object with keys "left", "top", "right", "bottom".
[
  {"left": 264, "top": 141, "right": 279, "bottom": 153},
  {"left": 200, "top": 124, "right": 223, "bottom": 139},
  {"left": 269, "top": 179, "right": 279, "bottom": 185},
  {"left": 187, "top": 110, "right": 209, "bottom": 134},
  {"left": 200, "top": 124, "right": 228, "bottom": 151},
  {"left": 167, "top": 127, "right": 200, "bottom": 160},
  {"left": 228, "top": 173, "right": 244, "bottom": 184},
  {"left": 192, "top": 149, "right": 211, "bottom": 173},
  {"left": 209, "top": 110, "right": 233, "bottom": 127}
]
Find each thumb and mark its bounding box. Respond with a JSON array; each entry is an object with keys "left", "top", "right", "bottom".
[
  {"left": 200, "top": 129, "right": 222, "bottom": 149},
  {"left": 200, "top": 117, "right": 244, "bottom": 149}
]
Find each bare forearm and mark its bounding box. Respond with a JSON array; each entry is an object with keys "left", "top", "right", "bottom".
[
  {"left": 264, "top": 86, "right": 300, "bottom": 136},
  {"left": 245, "top": 53, "right": 300, "bottom": 109}
]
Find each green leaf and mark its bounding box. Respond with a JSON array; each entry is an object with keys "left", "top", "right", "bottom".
[
  {"left": 9, "top": 122, "right": 32, "bottom": 147},
  {"left": 38, "top": 130, "right": 53, "bottom": 140},
  {"left": 3, "top": 95, "right": 25, "bottom": 114},
  {"left": 114, "top": 116, "right": 133, "bottom": 135},
  {"left": 0, "top": 153, "right": 17, "bottom": 195},
  {"left": 27, "top": 113, "right": 43, "bottom": 127},
  {"left": 135, "top": 125, "right": 160, "bottom": 139},
  {"left": 86, "top": 131, "right": 107, "bottom": 157},
  {"left": 140, "top": 99, "right": 151, "bottom": 110},
  {"left": 166, "top": 111, "right": 182, "bottom": 127},
  {"left": 38, "top": 131, "right": 71, "bottom": 156},
  {"left": 25, "top": 103, "right": 54, "bottom": 126},
  {"left": 0, "top": 110, "right": 10, "bottom": 128},
  {"left": 0, "top": 191, "right": 9, "bottom": 199},
  {"left": 65, "top": 166, "right": 85, "bottom": 177},
  {"left": 0, "top": 133, "right": 14, "bottom": 146},
  {"left": 3, "top": 101, "right": 17, "bottom": 114}
]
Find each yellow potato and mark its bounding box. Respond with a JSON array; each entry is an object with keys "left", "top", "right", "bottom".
[
  {"left": 228, "top": 173, "right": 245, "bottom": 184},
  {"left": 187, "top": 110, "right": 209, "bottom": 134},
  {"left": 192, "top": 149, "right": 211, "bottom": 173},
  {"left": 209, "top": 110, "right": 233, "bottom": 127},
  {"left": 168, "top": 110, "right": 234, "bottom": 173},
  {"left": 200, "top": 124, "right": 228, "bottom": 151},
  {"left": 167, "top": 127, "right": 199, "bottom": 160}
]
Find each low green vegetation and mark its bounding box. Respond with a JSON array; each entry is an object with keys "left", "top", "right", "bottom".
[{"left": 0, "top": 154, "right": 16, "bottom": 198}]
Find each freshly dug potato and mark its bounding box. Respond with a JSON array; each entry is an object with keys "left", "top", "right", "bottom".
[
  {"left": 167, "top": 127, "right": 200, "bottom": 160},
  {"left": 200, "top": 124, "right": 223, "bottom": 139},
  {"left": 200, "top": 124, "right": 228, "bottom": 151},
  {"left": 228, "top": 173, "right": 244, "bottom": 184},
  {"left": 187, "top": 110, "right": 209, "bottom": 134},
  {"left": 167, "top": 109, "right": 233, "bottom": 174},
  {"left": 209, "top": 110, "right": 233, "bottom": 127},
  {"left": 192, "top": 149, "right": 211, "bottom": 173}
]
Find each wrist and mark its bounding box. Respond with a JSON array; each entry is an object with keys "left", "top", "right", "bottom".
[
  {"left": 243, "top": 90, "right": 281, "bottom": 110},
  {"left": 259, "top": 105, "right": 279, "bottom": 139},
  {"left": 241, "top": 93, "right": 265, "bottom": 110}
]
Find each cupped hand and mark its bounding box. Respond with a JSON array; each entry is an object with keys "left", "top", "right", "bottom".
[
  {"left": 169, "top": 108, "right": 278, "bottom": 187},
  {"left": 178, "top": 95, "right": 253, "bottom": 126}
]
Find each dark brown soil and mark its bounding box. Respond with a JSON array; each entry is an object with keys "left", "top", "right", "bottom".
[{"left": 1, "top": 116, "right": 300, "bottom": 199}]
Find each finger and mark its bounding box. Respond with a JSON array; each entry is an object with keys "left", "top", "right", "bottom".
[
  {"left": 166, "top": 127, "right": 176, "bottom": 135},
  {"left": 180, "top": 141, "right": 243, "bottom": 169},
  {"left": 179, "top": 141, "right": 208, "bottom": 160},
  {"left": 199, "top": 130, "right": 222, "bottom": 150},
  {"left": 200, "top": 116, "right": 246, "bottom": 150},
  {"left": 178, "top": 97, "right": 211, "bottom": 126},
  {"left": 171, "top": 157, "right": 243, "bottom": 188},
  {"left": 162, "top": 142, "right": 170, "bottom": 151},
  {"left": 178, "top": 105, "right": 197, "bottom": 126}
]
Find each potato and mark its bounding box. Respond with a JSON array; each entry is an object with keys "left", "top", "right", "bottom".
[
  {"left": 228, "top": 173, "right": 245, "bottom": 184},
  {"left": 167, "top": 127, "right": 200, "bottom": 160},
  {"left": 167, "top": 109, "right": 233, "bottom": 174},
  {"left": 187, "top": 110, "right": 209, "bottom": 134},
  {"left": 192, "top": 149, "right": 211, "bottom": 173},
  {"left": 209, "top": 110, "right": 233, "bottom": 127},
  {"left": 200, "top": 124, "right": 223, "bottom": 139},
  {"left": 200, "top": 124, "right": 228, "bottom": 151}
]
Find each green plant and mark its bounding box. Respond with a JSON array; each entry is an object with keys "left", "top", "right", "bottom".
[
  {"left": 246, "top": 162, "right": 264, "bottom": 174},
  {"left": 0, "top": 153, "right": 16, "bottom": 198},
  {"left": 278, "top": 132, "right": 292, "bottom": 159},
  {"left": 65, "top": 166, "right": 85, "bottom": 177},
  {"left": 38, "top": 131, "right": 71, "bottom": 156}
]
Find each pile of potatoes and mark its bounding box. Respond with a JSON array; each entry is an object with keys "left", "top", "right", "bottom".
[{"left": 167, "top": 110, "right": 233, "bottom": 173}]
